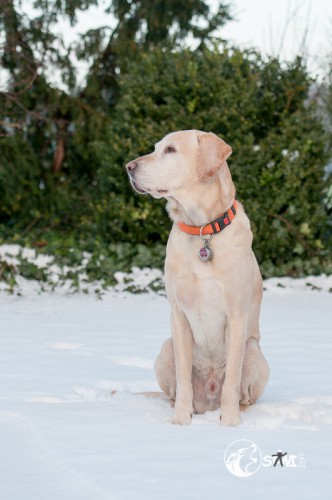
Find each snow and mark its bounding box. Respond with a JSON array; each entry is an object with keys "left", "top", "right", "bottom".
[
  {"left": 1, "top": 277, "right": 332, "bottom": 499},
  {"left": 0, "top": 244, "right": 54, "bottom": 268},
  {"left": 0, "top": 244, "right": 166, "bottom": 295}
]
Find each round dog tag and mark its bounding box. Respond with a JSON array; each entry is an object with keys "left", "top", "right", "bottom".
[
  {"left": 199, "top": 243, "right": 213, "bottom": 262},
  {"left": 199, "top": 226, "right": 214, "bottom": 262}
]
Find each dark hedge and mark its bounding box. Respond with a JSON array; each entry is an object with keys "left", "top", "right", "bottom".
[{"left": 1, "top": 46, "right": 331, "bottom": 279}]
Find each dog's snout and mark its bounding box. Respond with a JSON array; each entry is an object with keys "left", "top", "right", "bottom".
[{"left": 126, "top": 160, "right": 138, "bottom": 172}]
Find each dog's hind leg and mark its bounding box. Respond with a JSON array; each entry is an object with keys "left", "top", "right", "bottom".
[
  {"left": 154, "top": 338, "right": 177, "bottom": 405},
  {"left": 240, "top": 337, "right": 269, "bottom": 406},
  {"left": 155, "top": 340, "right": 223, "bottom": 414}
]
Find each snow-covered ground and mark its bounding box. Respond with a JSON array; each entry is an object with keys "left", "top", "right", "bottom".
[{"left": 1, "top": 277, "right": 332, "bottom": 499}]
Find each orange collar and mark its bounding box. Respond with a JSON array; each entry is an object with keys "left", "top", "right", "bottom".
[{"left": 178, "top": 200, "right": 238, "bottom": 236}]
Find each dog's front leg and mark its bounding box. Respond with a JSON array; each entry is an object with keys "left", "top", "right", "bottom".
[
  {"left": 221, "top": 317, "right": 247, "bottom": 426},
  {"left": 169, "top": 309, "right": 193, "bottom": 425}
]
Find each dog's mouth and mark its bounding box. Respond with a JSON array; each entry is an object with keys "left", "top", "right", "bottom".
[
  {"left": 128, "top": 175, "right": 148, "bottom": 195},
  {"left": 128, "top": 175, "right": 168, "bottom": 196}
]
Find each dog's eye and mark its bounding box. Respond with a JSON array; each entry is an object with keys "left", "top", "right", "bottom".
[{"left": 164, "top": 145, "right": 176, "bottom": 154}]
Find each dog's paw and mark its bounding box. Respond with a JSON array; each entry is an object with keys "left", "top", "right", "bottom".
[
  {"left": 220, "top": 411, "right": 241, "bottom": 427},
  {"left": 169, "top": 412, "right": 192, "bottom": 425}
]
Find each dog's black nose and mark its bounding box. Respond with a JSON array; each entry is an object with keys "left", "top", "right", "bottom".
[{"left": 126, "top": 161, "right": 138, "bottom": 172}]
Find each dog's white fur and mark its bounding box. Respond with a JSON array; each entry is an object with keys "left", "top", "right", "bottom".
[{"left": 126, "top": 130, "right": 269, "bottom": 426}]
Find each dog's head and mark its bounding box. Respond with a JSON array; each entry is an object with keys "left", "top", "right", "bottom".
[{"left": 125, "top": 130, "right": 232, "bottom": 199}]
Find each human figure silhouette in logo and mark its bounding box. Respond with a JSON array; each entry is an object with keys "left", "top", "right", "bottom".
[{"left": 272, "top": 450, "right": 287, "bottom": 467}]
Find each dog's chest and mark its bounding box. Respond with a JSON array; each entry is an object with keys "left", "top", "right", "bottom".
[{"left": 171, "top": 269, "right": 228, "bottom": 374}]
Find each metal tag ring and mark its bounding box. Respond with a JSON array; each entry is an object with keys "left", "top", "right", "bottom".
[{"left": 199, "top": 224, "right": 214, "bottom": 242}]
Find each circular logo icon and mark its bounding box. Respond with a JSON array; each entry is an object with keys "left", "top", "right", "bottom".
[{"left": 224, "top": 439, "right": 262, "bottom": 477}]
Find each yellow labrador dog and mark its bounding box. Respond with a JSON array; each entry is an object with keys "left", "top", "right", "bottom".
[{"left": 126, "top": 130, "right": 269, "bottom": 426}]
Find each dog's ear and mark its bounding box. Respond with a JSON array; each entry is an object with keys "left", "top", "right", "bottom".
[{"left": 196, "top": 132, "right": 232, "bottom": 180}]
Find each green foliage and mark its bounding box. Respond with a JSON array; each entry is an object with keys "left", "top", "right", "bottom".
[
  {"left": 109, "top": 0, "right": 232, "bottom": 47},
  {"left": 77, "top": 1, "right": 232, "bottom": 110},
  {"left": 0, "top": 242, "right": 166, "bottom": 295},
  {"left": 0, "top": 1, "right": 331, "bottom": 286},
  {"left": 95, "top": 47, "right": 332, "bottom": 276},
  {"left": 0, "top": 259, "right": 17, "bottom": 293},
  {"left": 0, "top": 136, "right": 41, "bottom": 220}
]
